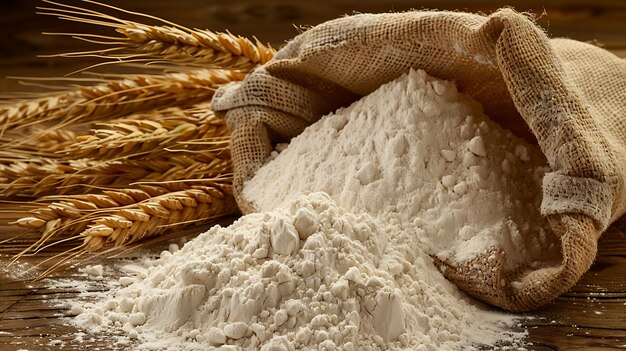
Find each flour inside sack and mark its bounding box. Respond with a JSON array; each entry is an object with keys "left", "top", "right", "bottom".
[{"left": 243, "top": 68, "right": 559, "bottom": 271}]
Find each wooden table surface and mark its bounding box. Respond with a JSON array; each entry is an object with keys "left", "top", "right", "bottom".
[{"left": 1, "top": 1, "right": 625, "bottom": 350}]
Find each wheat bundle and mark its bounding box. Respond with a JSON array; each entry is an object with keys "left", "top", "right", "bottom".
[
  {"left": 67, "top": 103, "right": 229, "bottom": 159},
  {"left": 1, "top": 154, "right": 231, "bottom": 199},
  {"left": 14, "top": 181, "right": 236, "bottom": 251},
  {"left": 0, "top": 68, "right": 244, "bottom": 136},
  {"left": 0, "top": 1, "right": 277, "bottom": 262}
]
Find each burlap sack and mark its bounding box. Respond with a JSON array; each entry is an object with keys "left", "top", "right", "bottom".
[{"left": 211, "top": 9, "right": 626, "bottom": 312}]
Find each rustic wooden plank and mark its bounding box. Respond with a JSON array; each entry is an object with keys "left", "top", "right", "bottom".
[
  {"left": 0, "top": 296, "right": 26, "bottom": 315},
  {"left": 1, "top": 335, "right": 133, "bottom": 351},
  {"left": 0, "top": 219, "right": 624, "bottom": 350},
  {"left": 598, "top": 223, "right": 626, "bottom": 256},
  {"left": 3, "top": 295, "right": 83, "bottom": 313},
  {"left": 1, "top": 309, "right": 66, "bottom": 320},
  {"left": 527, "top": 300, "right": 626, "bottom": 329},
  {"left": 567, "top": 256, "right": 626, "bottom": 294},
  {"left": 525, "top": 325, "right": 626, "bottom": 351},
  {"left": 0, "top": 322, "right": 134, "bottom": 351},
  {"left": 0, "top": 320, "right": 75, "bottom": 335},
  {"left": 0, "top": 288, "right": 36, "bottom": 298},
  {"left": 0, "top": 316, "right": 71, "bottom": 330}
]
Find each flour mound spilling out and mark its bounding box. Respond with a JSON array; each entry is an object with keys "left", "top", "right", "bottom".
[
  {"left": 75, "top": 193, "right": 523, "bottom": 350},
  {"left": 244, "top": 68, "right": 557, "bottom": 271},
  {"left": 73, "top": 69, "right": 534, "bottom": 350}
]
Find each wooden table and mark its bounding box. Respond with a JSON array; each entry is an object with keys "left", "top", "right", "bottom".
[
  {"left": 1, "top": 220, "right": 624, "bottom": 351},
  {"left": 1, "top": 1, "right": 625, "bottom": 350}
]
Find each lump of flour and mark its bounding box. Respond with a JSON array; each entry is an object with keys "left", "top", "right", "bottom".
[
  {"left": 244, "top": 68, "right": 558, "bottom": 270},
  {"left": 74, "top": 193, "right": 523, "bottom": 350}
]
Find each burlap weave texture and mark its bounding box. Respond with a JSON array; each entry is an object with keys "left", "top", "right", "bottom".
[{"left": 212, "top": 9, "right": 626, "bottom": 312}]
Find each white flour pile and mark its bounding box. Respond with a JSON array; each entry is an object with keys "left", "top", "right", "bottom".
[
  {"left": 72, "top": 69, "right": 538, "bottom": 350},
  {"left": 74, "top": 193, "right": 523, "bottom": 350},
  {"left": 244, "top": 68, "right": 557, "bottom": 271}
]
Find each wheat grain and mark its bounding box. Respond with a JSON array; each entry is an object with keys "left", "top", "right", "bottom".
[
  {"left": 3, "top": 1, "right": 246, "bottom": 260},
  {"left": 0, "top": 69, "right": 244, "bottom": 135},
  {"left": 83, "top": 183, "right": 237, "bottom": 250},
  {"left": 38, "top": 0, "right": 276, "bottom": 69},
  {"left": 0, "top": 155, "right": 232, "bottom": 199},
  {"left": 13, "top": 184, "right": 176, "bottom": 245},
  {"left": 15, "top": 182, "right": 236, "bottom": 252},
  {"left": 67, "top": 104, "right": 229, "bottom": 159}
]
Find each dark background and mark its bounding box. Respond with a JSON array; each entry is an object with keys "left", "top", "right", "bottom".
[{"left": 0, "top": 0, "right": 625, "bottom": 92}]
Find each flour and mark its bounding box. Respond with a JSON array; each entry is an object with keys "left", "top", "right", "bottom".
[
  {"left": 244, "top": 69, "right": 557, "bottom": 271},
  {"left": 72, "top": 69, "right": 534, "bottom": 350},
  {"left": 74, "top": 193, "right": 524, "bottom": 350}
]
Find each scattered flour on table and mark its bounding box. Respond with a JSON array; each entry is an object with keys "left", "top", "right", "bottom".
[
  {"left": 72, "top": 69, "right": 537, "bottom": 350},
  {"left": 244, "top": 68, "right": 557, "bottom": 270}
]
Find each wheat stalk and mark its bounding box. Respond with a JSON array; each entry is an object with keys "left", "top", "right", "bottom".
[
  {"left": 2, "top": 2, "right": 248, "bottom": 265},
  {"left": 84, "top": 183, "right": 237, "bottom": 250},
  {"left": 1, "top": 127, "right": 79, "bottom": 158},
  {"left": 0, "top": 69, "right": 244, "bottom": 137},
  {"left": 14, "top": 182, "right": 236, "bottom": 253},
  {"left": 66, "top": 104, "right": 229, "bottom": 159},
  {"left": 38, "top": 0, "right": 276, "bottom": 70},
  {"left": 0, "top": 102, "right": 225, "bottom": 160},
  {"left": 0, "top": 153, "right": 232, "bottom": 199}
]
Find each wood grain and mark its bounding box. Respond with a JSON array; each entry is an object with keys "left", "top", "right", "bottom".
[
  {"left": 1, "top": 216, "right": 625, "bottom": 350},
  {"left": 1, "top": 1, "right": 625, "bottom": 350}
]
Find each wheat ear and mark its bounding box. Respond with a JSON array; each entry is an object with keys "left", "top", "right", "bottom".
[
  {"left": 0, "top": 101, "right": 225, "bottom": 160},
  {"left": 14, "top": 182, "right": 237, "bottom": 252},
  {"left": 0, "top": 69, "right": 244, "bottom": 137},
  {"left": 13, "top": 184, "right": 185, "bottom": 255},
  {"left": 38, "top": 0, "right": 276, "bottom": 69},
  {"left": 0, "top": 153, "right": 232, "bottom": 199},
  {"left": 66, "top": 103, "right": 229, "bottom": 159},
  {"left": 83, "top": 183, "right": 238, "bottom": 250},
  {"left": 1, "top": 127, "right": 78, "bottom": 158}
]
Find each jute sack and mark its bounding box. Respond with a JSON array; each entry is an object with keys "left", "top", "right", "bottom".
[{"left": 212, "top": 9, "right": 626, "bottom": 312}]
